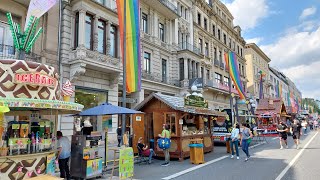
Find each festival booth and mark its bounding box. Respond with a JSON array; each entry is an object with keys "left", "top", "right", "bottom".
[
  {"left": 0, "top": 59, "right": 83, "bottom": 180},
  {"left": 133, "top": 93, "right": 227, "bottom": 161},
  {"left": 255, "top": 98, "right": 289, "bottom": 135}
]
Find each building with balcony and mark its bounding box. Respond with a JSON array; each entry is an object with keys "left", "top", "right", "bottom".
[
  {"left": 186, "top": 0, "right": 247, "bottom": 111},
  {"left": 244, "top": 43, "right": 271, "bottom": 102}
]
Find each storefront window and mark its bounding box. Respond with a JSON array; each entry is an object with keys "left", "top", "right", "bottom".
[{"left": 75, "top": 87, "right": 108, "bottom": 109}]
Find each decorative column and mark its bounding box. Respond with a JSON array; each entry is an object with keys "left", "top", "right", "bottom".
[
  {"left": 189, "top": 7, "right": 194, "bottom": 46},
  {"left": 174, "top": 19, "right": 179, "bottom": 45},
  {"left": 184, "top": 58, "right": 188, "bottom": 80},
  {"left": 93, "top": 15, "right": 100, "bottom": 51},
  {"left": 154, "top": 12, "right": 158, "bottom": 38},
  {"left": 168, "top": 19, "right": 172, "bottom": 45},
  {"left": 106, "top": 21, "right": 111, "bottom": 54},
  {"left": 197, "top": 63, "right": 201, "bottom": 78},
  {"left": 188, "top": 59, "right": 192, "bottom": 79},
  {"left": 78, "top": 9, "right": 86, "bottom": 47}
]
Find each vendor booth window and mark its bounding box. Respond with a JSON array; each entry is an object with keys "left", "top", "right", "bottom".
[
  {"left": 75, "top": 87, "right": 108, "bottom": 109},
  {"left": 165, "top": 113, "right": 176, "bottom": 136}
]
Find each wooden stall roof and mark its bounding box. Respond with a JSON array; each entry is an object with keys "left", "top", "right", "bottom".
[
  {"left": 255, "top": 98, "right": 287, "bottom": 115},
  {"left": 134, "top": 93, "right": 227, "bottom": 116}
]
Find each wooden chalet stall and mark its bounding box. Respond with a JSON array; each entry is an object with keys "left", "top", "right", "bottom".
[
  {"left": 255, "top": 98, "right": 289, "bottom": 134},
  {"left": 133, "top": 93, "right": 227, "bottom": 161}
]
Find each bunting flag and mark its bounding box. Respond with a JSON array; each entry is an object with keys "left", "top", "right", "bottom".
[
  {"left": 225, "top": 52, "right": 246, "bottom": 100},
  {"left": 116, "top": 0, "right": 141, "bottom": 93}
]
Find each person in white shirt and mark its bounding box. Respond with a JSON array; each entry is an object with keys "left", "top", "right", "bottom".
[
  {"left": 230, "top": 123, "right": 240, "bottom": 160},
  {"left": 56, "top": 131, "right": 71, "bottom": 180},
  {"left": 301, "top": 119, "right": 308, "bottom": 135}
]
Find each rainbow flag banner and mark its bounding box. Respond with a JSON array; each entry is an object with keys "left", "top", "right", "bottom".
[
  {"left": 116, "top": 0, "right": 141, "bottom": 93},
  {"left": 225, "top": 52, "right": 246, "bottom": 100}
]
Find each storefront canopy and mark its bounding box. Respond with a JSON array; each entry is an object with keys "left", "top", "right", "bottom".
[
  {"left": 135, "top": 93, "right": 227, "bottom": 116},
  {"left": 78, "top": 102, "right": 143, "bottom": 116}
]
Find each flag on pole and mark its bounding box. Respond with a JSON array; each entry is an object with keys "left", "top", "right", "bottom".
[
  {"left": 225, "top": 52, "right": 246, "bottom": 100},
  {"left": 116, "top": 0, "right": 141, "bottom": 93}
]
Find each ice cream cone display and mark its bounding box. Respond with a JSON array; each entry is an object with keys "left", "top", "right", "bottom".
[{"left": 61, "top": 79, "right": 74, "bottom": 102}]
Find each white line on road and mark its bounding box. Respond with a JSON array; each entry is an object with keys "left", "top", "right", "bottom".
[
  {"left": 161, "top": 155, "right": 228, "bottom": 180},
  {"left": 275, "top": 131, "right": 319, "bottom": 180}
]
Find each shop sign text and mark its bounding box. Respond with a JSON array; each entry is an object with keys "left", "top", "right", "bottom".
[{"left": 14, "top": 73, "right": 57, "bottom": 87}]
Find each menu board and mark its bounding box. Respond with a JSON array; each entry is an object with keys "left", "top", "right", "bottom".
[
  {"left": 119, "top": 147, "right": 134, "bottom": 179},
  {"left": 86, "top": 158, "right": 103, "bottom": 177},
  {"left": 46, "top": 153, "right": 56, "bottom": 175}
]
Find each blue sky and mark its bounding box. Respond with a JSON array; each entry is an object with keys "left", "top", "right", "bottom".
[{"left": 221, "top": 0, "right": 320, "bottom": 99}]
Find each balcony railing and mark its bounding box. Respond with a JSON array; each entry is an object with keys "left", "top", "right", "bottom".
[
  {"left": 0, "top": 44, "right": 42, "bottom": 63},
  {"left": 178, "top": 42, "right": 201, "bottom": 55},
  {"left": 159, "top": 0, "right": 178, "bottom": 14},
  {"left": 142, "top": 71, "right": 180, "bottom": 87}
]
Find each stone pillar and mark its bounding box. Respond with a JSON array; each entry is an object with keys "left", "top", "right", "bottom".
[
  {"left": 131, "top": 89, "right": 145, "bottom": 108},
  {"left": 93, "top": 15, "right": 100, "bottom": 51},
  {"left": 188, "top": 59, "right": 192, "bottom": 79},
  {"left": 203, "top": 67, "right": 207, "bottom": 80},
  {"left": 174, "top": 19, "right": 179, "bottom": 44},
  {"left": 197, "top": 63, "right": 201, "bottom": 78},
  {"left": 168, "top": 19, "right": 172, "bottom": 44},
  {"left": 184, "top": 58, "right": 188, "bottom": 80},
  {"left": 189, "top": 7, "right": 194, "bottom": 46},
  {"left": 78, "top": 9, "right": 86, "bottom": 47},
  {"left": 106, "top": 21, "right": 111, "bottom": 54},
  {"left": 154, "top": 13, "right": 158, "bottom": 38}
]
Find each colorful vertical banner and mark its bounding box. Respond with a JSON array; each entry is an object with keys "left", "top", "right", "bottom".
[
  {"left": 225, "top": 52, "right": 246, "bottom": 100},
  {"left": 116, "top": 0, "right": 141, "bottom": 93},
  {"left": 46, "top": 153, "right": 56, "bottom": 175},
  {"left": 86, "top": 158, "right": 103, "bottom": 177}
]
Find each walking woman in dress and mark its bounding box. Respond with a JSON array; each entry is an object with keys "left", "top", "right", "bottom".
[
  {"left": 230, "top": 123, "right": 240, "bottom": 160},
  {"left": 240, "top": 123, "right": 253, "bottom": 162}
]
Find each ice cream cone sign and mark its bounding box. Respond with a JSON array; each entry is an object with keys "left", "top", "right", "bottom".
[{"left": 61, "top": 79, "right": 74, "bottom": 102}]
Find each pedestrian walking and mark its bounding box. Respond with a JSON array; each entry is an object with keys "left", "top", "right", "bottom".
[
  {"left": 313, "top": 120, "right": 318, "bottom": 130},
  {"left": 301, "top": 119, "right": 308, "bottom": 135},
  {"left": 240, "top": 123, "right": 253, "bottom": 162},
  {"left": 290, "top": 119, "right": 302, "bottom": 149},
  {"left": 230, "top": 123, "right": 240, "bottom": 160},
  {"left": 117, "top": 126, "right": 122, "bottom": 147},
  {"left": 56, "top": 131, "right": 71, "bottom": 180},
  {"left": 277, "top": 121, "right": 289, "bottom": 149},
  {"left": 158, "top": 124, "right": 171, "bottom": 166},
  {"left": 309, "top": 120, "right": 314, "bottom": 130}
]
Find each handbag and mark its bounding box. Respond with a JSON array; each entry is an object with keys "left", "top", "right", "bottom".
[
  {"left": 158, "top": 130, "right": 171, "bottom": 150},
  {"left": 247, "top": 138, "right": 252, "bottom": 144}
]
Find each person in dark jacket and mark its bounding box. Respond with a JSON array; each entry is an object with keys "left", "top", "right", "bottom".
[{"left": 117, "top": 126, "right": 122, "bottom": 147}]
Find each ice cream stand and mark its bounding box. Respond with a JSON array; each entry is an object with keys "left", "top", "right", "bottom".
[{"left": 0, "top": 59, "right": 83, "bottom": 180}]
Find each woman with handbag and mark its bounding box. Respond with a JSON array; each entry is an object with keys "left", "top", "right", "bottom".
[
  {"left": 158, "top": 124, "right": 171, "bottom": 166},
  {"left": 240, "top": 123, "right": 253, "bottom": 162},
  {"left": 230, "top": 123, "right": 240, "bottom": 160}
]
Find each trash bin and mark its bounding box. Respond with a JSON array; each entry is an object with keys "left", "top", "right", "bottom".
[
  {"left": 188, "top": 143, "right": 205, "bottom": 165},
  {"left": 150, "top": 139, "right": 155, "bottom": 149}
]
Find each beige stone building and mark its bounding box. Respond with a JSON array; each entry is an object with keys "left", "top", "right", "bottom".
[{"left": 244, "top": 43, "right": 272, "bottom": 102}]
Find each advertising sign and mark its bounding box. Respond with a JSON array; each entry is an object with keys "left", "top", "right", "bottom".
[
  {"left": 14, "top": 73, "right": 57, "bottom": 87},
  {"left": 46, "top": 153, "right": 56, "bottom": 175},
  {"left": 211, "top": 115, "right": 231, "bottom": 142},
  {"left": 119, "top": 147, "right": 134, "bottom": 179},
  {"left": 86, "top": 158, "right": 103, "bottom": 177}
]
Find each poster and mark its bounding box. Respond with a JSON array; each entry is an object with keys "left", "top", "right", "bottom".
[
  {"left": 46, "top": 153, "right": 56, "bottom": 175},
  {"left": 86, "top": 158, "right": 103, "bottom": 177},
  {"left": 119, "top": 147, "right": 134, "bottom": 179},
  {"left": 211, "top": 116, "right": 230, "bottom": 142}
]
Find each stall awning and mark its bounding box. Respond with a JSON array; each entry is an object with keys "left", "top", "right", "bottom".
[
  {"left": 0, "top": 98, "right": 84, "bottom": 114},
  {"left": 135, "top": 93, "right": 227, "bottom": 116}
]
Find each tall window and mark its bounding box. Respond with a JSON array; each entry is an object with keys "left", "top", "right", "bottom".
[
  {"left": 218, "top": 29, "right": 221, "bottom": 40},
  {"left": 201, "top": 67, "right": 204, "bottom": 79},
  {"left": 199, "top": 38, "right": 203, "bottom": 54},
  {"left": 205, "top": 42, "right": 209, "bottom": 56},
  {"left": 74, "top": 12, "right": 79, "bottom": 48},
  {"left": 159, "top": 23, "right": 165, "bottom": 42},
  {"left": 179, "top": 59, "right": 184, "bottom": 80},
  {"left": 109, "top": 25, "right": 117, "bottom": 57},
  {"left": 237, "top": 45, "right": 239, "bottom": 54},
  {"left": 229, "top": 38, "right": 231, "bottom": 48},
  {"left": 219, "top": 51, "right": 222, "bottom": 61},
  {"left": 223, "top": 33, "right": 226, "bottom": 44},
  {"left": 85, "top": 14, "right": 93, "bottom": 50},
  {"left": 238, "top": 63, "right": 241, "bottom": 75},
  {"left": 162, "top": 59, "right": 167, "bottom": 82},
  {"left": 142, "top": 13, "right": 148, "bottom": 33},
  {"left": 212, "top": 25, "right": 215, "bottom": 36},
  {"left": 240, "top": 48, "right": 243, "bottom": 57},
  {"left": 224, "top": 77, "right": 229, "bottom": 86},
  {"left": 215, "top": 73, "right": 222, "bottom": 84},
  {"left": 197, "top": 13, "right": 201, "bottom": 25},
  {"left": 206, "top": 69, "right": 210, "bottom": 80},
  {"left": 97, "top": 20, "right": 106, "bottom": 54},
  {"left": 214, "top": 47, "right": 217, "bottom": 59},
  {"left": 144, "top": 52, "right": 151, "bottom": 73},
  {"left": 204, "top": 18, "right": 207, "bottom": 30}
]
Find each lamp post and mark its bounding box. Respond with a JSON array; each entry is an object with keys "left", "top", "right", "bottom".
[{"left": 246, "top": 94, "right": 256, "bottom": 127}]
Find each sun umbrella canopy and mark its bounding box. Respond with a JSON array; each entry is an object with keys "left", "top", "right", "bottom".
[{"left": 78, "top": 103, "right": 142, "bottom": 116}]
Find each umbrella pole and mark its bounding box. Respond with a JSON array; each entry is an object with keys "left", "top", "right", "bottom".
[{"left": 121, "top": 0, "right": 127, "bottom": 146}]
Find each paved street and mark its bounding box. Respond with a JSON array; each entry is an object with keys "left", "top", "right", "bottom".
[{"left": 103, "top": 130, "right": 320, "bottom": 180}]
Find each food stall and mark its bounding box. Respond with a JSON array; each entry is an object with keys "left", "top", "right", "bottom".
[
  {"left": 0, "top": 59, "right": 83, "bottom": 180},
  {"left": 133, "top": 93, "right": 227, "bottom": 161},
  {"left": 255, "top": 98, "right": 289, "bottom": 135}
]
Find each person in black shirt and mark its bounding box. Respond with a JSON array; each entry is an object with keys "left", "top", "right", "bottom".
[
  {"left": 291, "top": 119, "right": 302, "bottom": 149},
  {"left": 117, "top": 126, "right": 122, "bottom": 147},
  {"left": 277, "top": 121, "right": 288, "bottom": 149},
  {"left": 137, "top": 137, "right": 155, "bottom": 164}
]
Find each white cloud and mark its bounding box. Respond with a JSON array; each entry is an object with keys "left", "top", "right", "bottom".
[
  {"left": 299, "top": 7, "right": 317, "bottom": 20},
  {"left": 245, "top": 37, "right": 263, "bottom": 44},
  {"left": 223, "top": 0, "right": 269, "bottom": 31}
]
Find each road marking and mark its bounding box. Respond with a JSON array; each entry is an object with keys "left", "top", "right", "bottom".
[
  {"left": 250, "top": 142, "right": 266, "bottom": 149},
  {"left": 161, "top": 155, "right": 228, "bottom": 180},
  {"left": 275, "top": 131, "right": 319, "bottom": 180}
]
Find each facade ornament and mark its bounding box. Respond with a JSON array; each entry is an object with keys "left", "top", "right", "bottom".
[{"left": 70, "top": 62, "right": 86, "bottom": 83}]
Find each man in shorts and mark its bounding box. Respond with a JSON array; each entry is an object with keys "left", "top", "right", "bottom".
[
  {"left": 277, "top": 121, "right": 289, "bottom": 149},
  {"left": 291, "top": 119, "right": 302, "bottom": 149}
]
